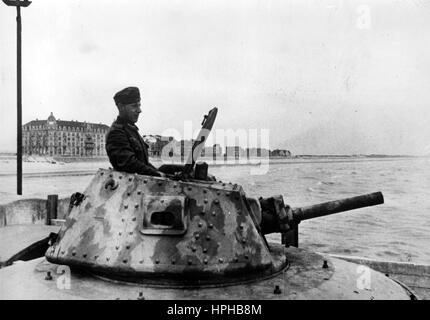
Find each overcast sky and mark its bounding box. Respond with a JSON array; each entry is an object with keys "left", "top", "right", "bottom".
[{"left": 1, "top": 0, "right": 429, "bottom": 155}]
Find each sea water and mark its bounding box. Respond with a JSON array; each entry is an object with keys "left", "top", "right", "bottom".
[
  {"left": 211, "top": 157, "right": 430, "bottom": 264},
  {"left": 1, "top": 157, "right": 429, "bottom": 264}
]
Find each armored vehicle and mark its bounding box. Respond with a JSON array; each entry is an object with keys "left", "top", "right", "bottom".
[{"left": 0, "top": 109, "right": 418, "bottom": 299}]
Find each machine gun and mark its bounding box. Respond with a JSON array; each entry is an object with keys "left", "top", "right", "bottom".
[{"left": 258, "top": 191, "right": 384, "bottom": 247}]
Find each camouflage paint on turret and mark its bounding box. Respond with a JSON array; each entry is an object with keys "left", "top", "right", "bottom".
[{"left": 46, "top": 169, "right": 286, "bottom": 285}]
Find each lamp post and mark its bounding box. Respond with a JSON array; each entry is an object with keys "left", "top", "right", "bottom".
[{"left": 2, "top": 0, "right": 32, "bottom": 195}]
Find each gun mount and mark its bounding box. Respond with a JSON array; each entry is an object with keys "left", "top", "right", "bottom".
[{"left": 258, "top": 192, "right": 384, "bottom": 246}]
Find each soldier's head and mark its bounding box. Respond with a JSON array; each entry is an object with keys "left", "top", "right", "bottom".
[{"left": 113, "top": 87, "right": 142, "bottom": 124}]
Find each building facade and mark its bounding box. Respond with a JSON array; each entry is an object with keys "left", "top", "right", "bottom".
[
  {"left": 23, "top": 113, "right": 110, "bottom": 157},
  {"left": 142, "top": 135, "right": 173, "bottom": 157}
]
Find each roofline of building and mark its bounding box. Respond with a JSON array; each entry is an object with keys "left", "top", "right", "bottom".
[{"left": 23, "top": 119, "right": 109, "bottom": 130}]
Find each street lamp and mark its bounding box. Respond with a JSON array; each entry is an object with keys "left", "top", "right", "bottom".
[{"left": 2, "top": 0, "right": 32, "bottom": 195}]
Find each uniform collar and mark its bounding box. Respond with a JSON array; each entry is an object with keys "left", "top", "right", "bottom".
[{"left": 116, "top": 116, "right": 139, "bottom": 131}]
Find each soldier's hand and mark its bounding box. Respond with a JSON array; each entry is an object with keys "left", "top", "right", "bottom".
[{"left": 172, "top": 171, "right": 190, "bottom": 181}]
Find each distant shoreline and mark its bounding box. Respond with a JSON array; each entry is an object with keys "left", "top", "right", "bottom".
[
  {"left": 0, "top": 152, "right": 428, "bottom": 179},
  {"left": 0, "top": 153, "right": 427, "bottom": 164},
  {"left": 291, "top": 154, "right": 422, "bottom": 159}
]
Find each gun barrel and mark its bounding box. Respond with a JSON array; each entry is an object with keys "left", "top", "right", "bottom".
[{"left": 292, "top": 191, "right": 384, "bottom": 222}]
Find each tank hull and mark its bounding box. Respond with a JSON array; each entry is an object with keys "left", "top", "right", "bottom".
[{"left": 0, "top": 245, "right": 412, "bottom": 300}]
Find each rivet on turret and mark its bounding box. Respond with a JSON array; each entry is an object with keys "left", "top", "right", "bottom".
[
  {"left": 115, "top": 246, "right": 119, "bottom": 250},
  {"left": 242, "top": 239, "right": 246, "bottom": 244},
  {"left": 208, "top": 223, "right": 214, "bottom": 229},
  {"left": 201, "top": 211, "right": 205, "bottom": 215},
  {"left": 171, "top": 258, "right": 176, "bottom": 265},
  {"left": 45, "top": 271, "right": 53, "bottom": 281},
  {"left": 203, "top": 189, "right": 207, "bottom": 194},
  {"left": 124, "top": 205, "right": 128, "bottom": 209},
  {"left": 83, "top": 254, "right": 87, "bottom": 258},
  {"left": 204, "top": 199, "right": 208, "bottom": 203},
  {"left": 188, "top": 260, "right": 192, "bottom": 265},
  {"left": 226, "top": 192, "right": 230, "bottom": 197},
  {"left": 188, "top": 186, "right": 192, "bottom": 191},
  {"left": 161, "top": 199, "right": 164, "bottom": 203},
  {"left": 129, "top": 232, "right": 133, "bottom": 235},
  {"left": 100, "top": 172, "right": 104, "bottom": 176},
  {"left": 219, "top": 258, "right": 224, "bottom": 263},
  {"left": 206, "top": 235, "right": 211, "bottom": 241},
  {"left": 234, "top": 257, "right": 239, "bottom": 262},
  {"left": 106, "top": 257, "right": 110, "bottom": 261},
  {"left": 128, "top": 177, "right": 132, "bottom": 182},
  {"left": 119, "top": 176, "right": 122, "bottom": 180},
  {"left": 239, "top": 224, "right": 244, "bottom": 230},
  {"left": 139, "top": 260, "right": 143, "bottom": 264},
  {"left": 123, "top": 259, "right": 128, "bottom": 264},
  {"left": 322, "top": 260, "right": 329, "bottom": 269},
  {"left": 144, "top": 179, "right": 148, "bottom": 183},
  {"left": 126, "top": 245, "right": 130, "bottom": 250},
  {"left": 155, "top": 259, "right": 160, "bottom": 264},
  {"left": 132, "top": 217, "right": 136, "bottom": 221},
  {"left": 61, "top": 251, "right": 65, "bottom": 255},
  {"left": 109, "top": 174, "right": 113, "bottom": 178},
  {"left": 212, "top": 212, "right": 216, "bottom": 216},
  {"left": 203, "top": 258, "right": 208, "bottom": 264},
  {"left": 191, "top": 247, "right": 197, "bottom": 252},
  {"left": 203, "top": 248, "right": 207, "bottom": 253},
  {"left": 135, "top": 204, "right": 139, "bottom": 208},
  {"left": 72, "top": 251, "right": 76, "bottom": 256},
  {"left": 137, "top": 190, "right": 141, "bottom": 195},
  {"left": 195, "top": 234, "right": 200, "bottom": 240},
  {"left": 173, "top": 184, "right": 177, "bottom": 188},
  {"left": 127, "top": 192, "right": 131, "bottom": 196},
  {"left": 217, "top": 191, "right": 221, "bottom": 196},
  {"left": 198, "top": 222, "right": 203, "bottom": 227},
  {"left": 158, "top": 182, "right": 163, "bottom": 186},
  {"left": 214, "top": 199, "right": 219, "bottom": 204},
  {"left": 244, "top": 255, "right": 249, "bottom": 260},
  {"left": 119, "top": 232, "right": 122, "bottom": 236},
  {"left": 121, "top": 218, "right": 125, "bottom": 222},
  {"left": 274, "top": 285, "right": 282, "bottom": 295}
]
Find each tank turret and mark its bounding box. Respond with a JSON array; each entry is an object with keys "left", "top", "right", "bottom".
[
  {"left": 45, "top": 168, "right": 384, "bottom": 287},
  {"left": 46, "top": 168, "right": 286, "bottom": 285}
]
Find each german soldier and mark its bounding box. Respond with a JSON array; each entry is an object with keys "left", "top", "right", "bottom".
[{"left": 106, "top": 86, "right": 166, "bottom": 177}]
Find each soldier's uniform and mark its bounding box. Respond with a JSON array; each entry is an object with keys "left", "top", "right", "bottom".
[
  {"left": 105, "top": 87, "right": 161, "bottom": 176},
  {"left": 106, "top": 117, "right": 160, "bottom": 176}
]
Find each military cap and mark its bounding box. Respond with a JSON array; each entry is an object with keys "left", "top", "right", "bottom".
[{"left": 113, "top": 87, "right": 141, "bottom": 105}]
